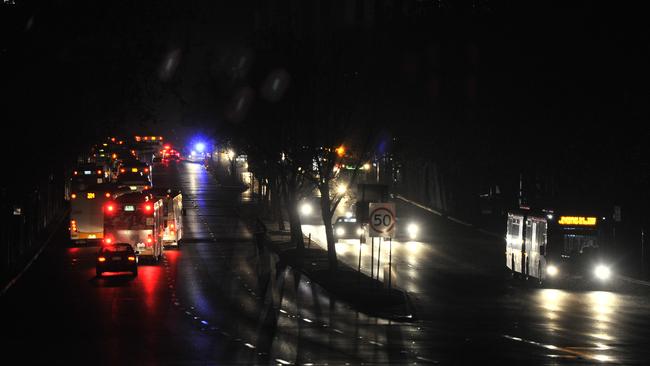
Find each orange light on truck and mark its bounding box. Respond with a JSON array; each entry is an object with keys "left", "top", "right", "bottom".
[
  {"left": 128, "top": 256, "right": 135, "bottom": 261},
  {"left": 98, "top": 257, "right": 106, "bottom": 262}
]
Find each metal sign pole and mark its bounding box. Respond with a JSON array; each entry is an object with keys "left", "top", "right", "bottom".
[
  {"left": 377, "top": 237, "right": 382, "bottom": 282},
  {"left": 370, "top": 237, "right": 374, "bottom": 279},
  {"left": 388, "top": 237, "right": 392, "bottom": 290},
  {"left": 358, "top": 231, "right": 363, "bottom": 285}
]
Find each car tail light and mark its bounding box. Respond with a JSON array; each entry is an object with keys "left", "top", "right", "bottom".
[
  {"left": 105, "top": 204, "right": 114, "bottom": 213},
  {"left": 128, "top": 256, "right": 135, "bottom": 261},
  {"left": 70, "top": 220, "right": 77, "bottom": 232},
  {"left": 98, "top": 256, "right": 106, "bottom": 262},
  {"left": 144, "top": 204, "right": 152, "bottom": 212},
  {"left": 103, "top": 237, "right": 113, "bottom": 244},
  {"left": 73, "top": 171, "right": 78, "bottom": 175},
  {"left": 71, "top": 193, "right": 77, "bottom": 199},
  {"left": 97, "top": 170, "right": 102, "bottom": 175},
  {"left": 120, "top": 168, "right": 126, "bottom": 173}
]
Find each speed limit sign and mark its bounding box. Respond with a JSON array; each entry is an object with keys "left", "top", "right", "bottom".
[{"left": 369, "top": 203, "right": 396, "bottom": 237}]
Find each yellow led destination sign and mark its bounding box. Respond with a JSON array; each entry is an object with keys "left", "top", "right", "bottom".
[{"left": 558, "top": 216, "right": 597, "bottom": 226}]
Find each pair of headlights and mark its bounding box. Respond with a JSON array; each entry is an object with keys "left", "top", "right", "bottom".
[{"left": 546, "top": 264, "right": 612, "bottom": 281}]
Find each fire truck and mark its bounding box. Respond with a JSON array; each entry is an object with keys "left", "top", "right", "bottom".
[
  {"left": 69, "top": 185, "right": 115, "bottom": 243},
  {"left": 103, "top": 192, "right": 164, "bottom": 262},
  {"left": 152, "top": 188, "right": 184, "bottom": 247},
  {"left": 506, "top": 209, "right": 613, "bottom": 286}
]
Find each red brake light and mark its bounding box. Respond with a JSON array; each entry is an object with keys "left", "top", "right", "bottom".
[
  {"left": 144, "top": 168, "right": 149, "bottom": 173},
  {"left": 103, "top": 237, "right": 112, "bottom": 244},
  {"left": 106, "top": 204, "right": 114, "bottom": 213},
  {"left": 146, "top": 235, "right": 153, "bottom": 244},
  {"left": 120, "top": 168, "right": 126, "bottom": 173},
  {"left": 144, "top": 204, "right": 152, "bottom": 212}
]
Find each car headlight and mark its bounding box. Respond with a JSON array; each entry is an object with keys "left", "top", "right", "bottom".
[
  {"left": 594, "top": 265, "right": 611, "bottom": 281},
  {"left": 407, "top": 223, "right": 419, "bottom": 240},
  {"left": 300, "top": 203, "right": 313, "bottom": 216},
  {"left": 336, "top": 227, "right": 345, "bottom": 237},
  {"left": 356, "top": 227, "right": 364, "bottom": 236},
  {"left": 546, "top": 265, "right": 558, "bottom": 277}
]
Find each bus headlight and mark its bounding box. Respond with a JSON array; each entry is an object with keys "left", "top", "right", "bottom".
[
  {"left": 594, "top": 265, "right": 611, "bottom": 281},
  {"left": 300, "top": 203, "right": 313, "bottom": 216},
  {"left": 546, "top": 265, "right": 559, "bottom": 277},
  {"left": 336, "top": 227, "right": 345, "bottom": 237}
]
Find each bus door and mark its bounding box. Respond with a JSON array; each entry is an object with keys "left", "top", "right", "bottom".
[
  {"left": 506, "top": 213, "right": 524, "bottom": 273},
  {"left": 525, "top": 217, "right": 547, "bottom": 279}
]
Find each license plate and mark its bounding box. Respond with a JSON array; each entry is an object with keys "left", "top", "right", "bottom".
[
  {"left": 112, "top": 256, "right": 121, "bottom": 261},
  {"left": 124, "top": 205, "right": 135, "bottom": 211},
  {"left": 88, "top": 234, "right": 97, "bottom": 239},
  {"left": 137, "top": 243, "right": 145, "bottom": 249}
]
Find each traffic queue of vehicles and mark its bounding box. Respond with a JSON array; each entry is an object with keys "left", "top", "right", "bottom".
[{"left": 68, "top": 136, "right": 184, "bottom": 277}]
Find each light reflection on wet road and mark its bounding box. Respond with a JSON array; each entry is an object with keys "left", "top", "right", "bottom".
[{"left": 2, "top": 160, "right": 650, "bottom": 364}]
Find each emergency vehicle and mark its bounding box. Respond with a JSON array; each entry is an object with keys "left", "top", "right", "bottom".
[
  {"left": 103, "top": 192, "right": 164, "bottom": 262},
  {"left": 152, "top": 188, "right": 184, "bottom": 246}
]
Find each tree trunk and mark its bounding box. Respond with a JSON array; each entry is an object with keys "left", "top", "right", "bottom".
[
  {"left": 270, "top": 176, "right": 285, "bottom": 231},
  {"left": 285, "top": 174, "right": 304, "bottom": 250},
  {"left": 319, "top": 184, "right": 338, "bottom": 271}
]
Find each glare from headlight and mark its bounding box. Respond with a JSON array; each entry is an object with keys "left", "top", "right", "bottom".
[
  {"left": 594, "top": 265, "right": 611, "bottom": 281},
  {"left": 336, "top": 227, "right": 345, "bottom": 237},
  {"left": 546, "top": 265, "right": 558, "bottom": 277},
  {"left": 407, "top": 223, "right": 419, "bottom": 240},
  {"left": 300, "top": 203, "right": 313, "bottom": 216}
]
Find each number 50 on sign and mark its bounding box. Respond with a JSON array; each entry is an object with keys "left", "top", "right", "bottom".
[{"left": 369, "top": 203, "right": 396, "bottom": 238}]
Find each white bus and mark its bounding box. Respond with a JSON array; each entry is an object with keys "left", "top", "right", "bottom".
[
  {"left": 506, "top": 210, "right": 613, "bottom": 285},
  {"left": 103, "top": 192, "right": 164, "bottom": 262}
]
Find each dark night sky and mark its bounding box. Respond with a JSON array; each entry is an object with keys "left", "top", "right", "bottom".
[{"left": 2, "top": 1, "right": 649, "bottom": 201}]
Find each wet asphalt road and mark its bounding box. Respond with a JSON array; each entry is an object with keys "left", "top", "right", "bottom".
[{"left": 2, "top": 161, "right": 650, "bottom": 365}]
